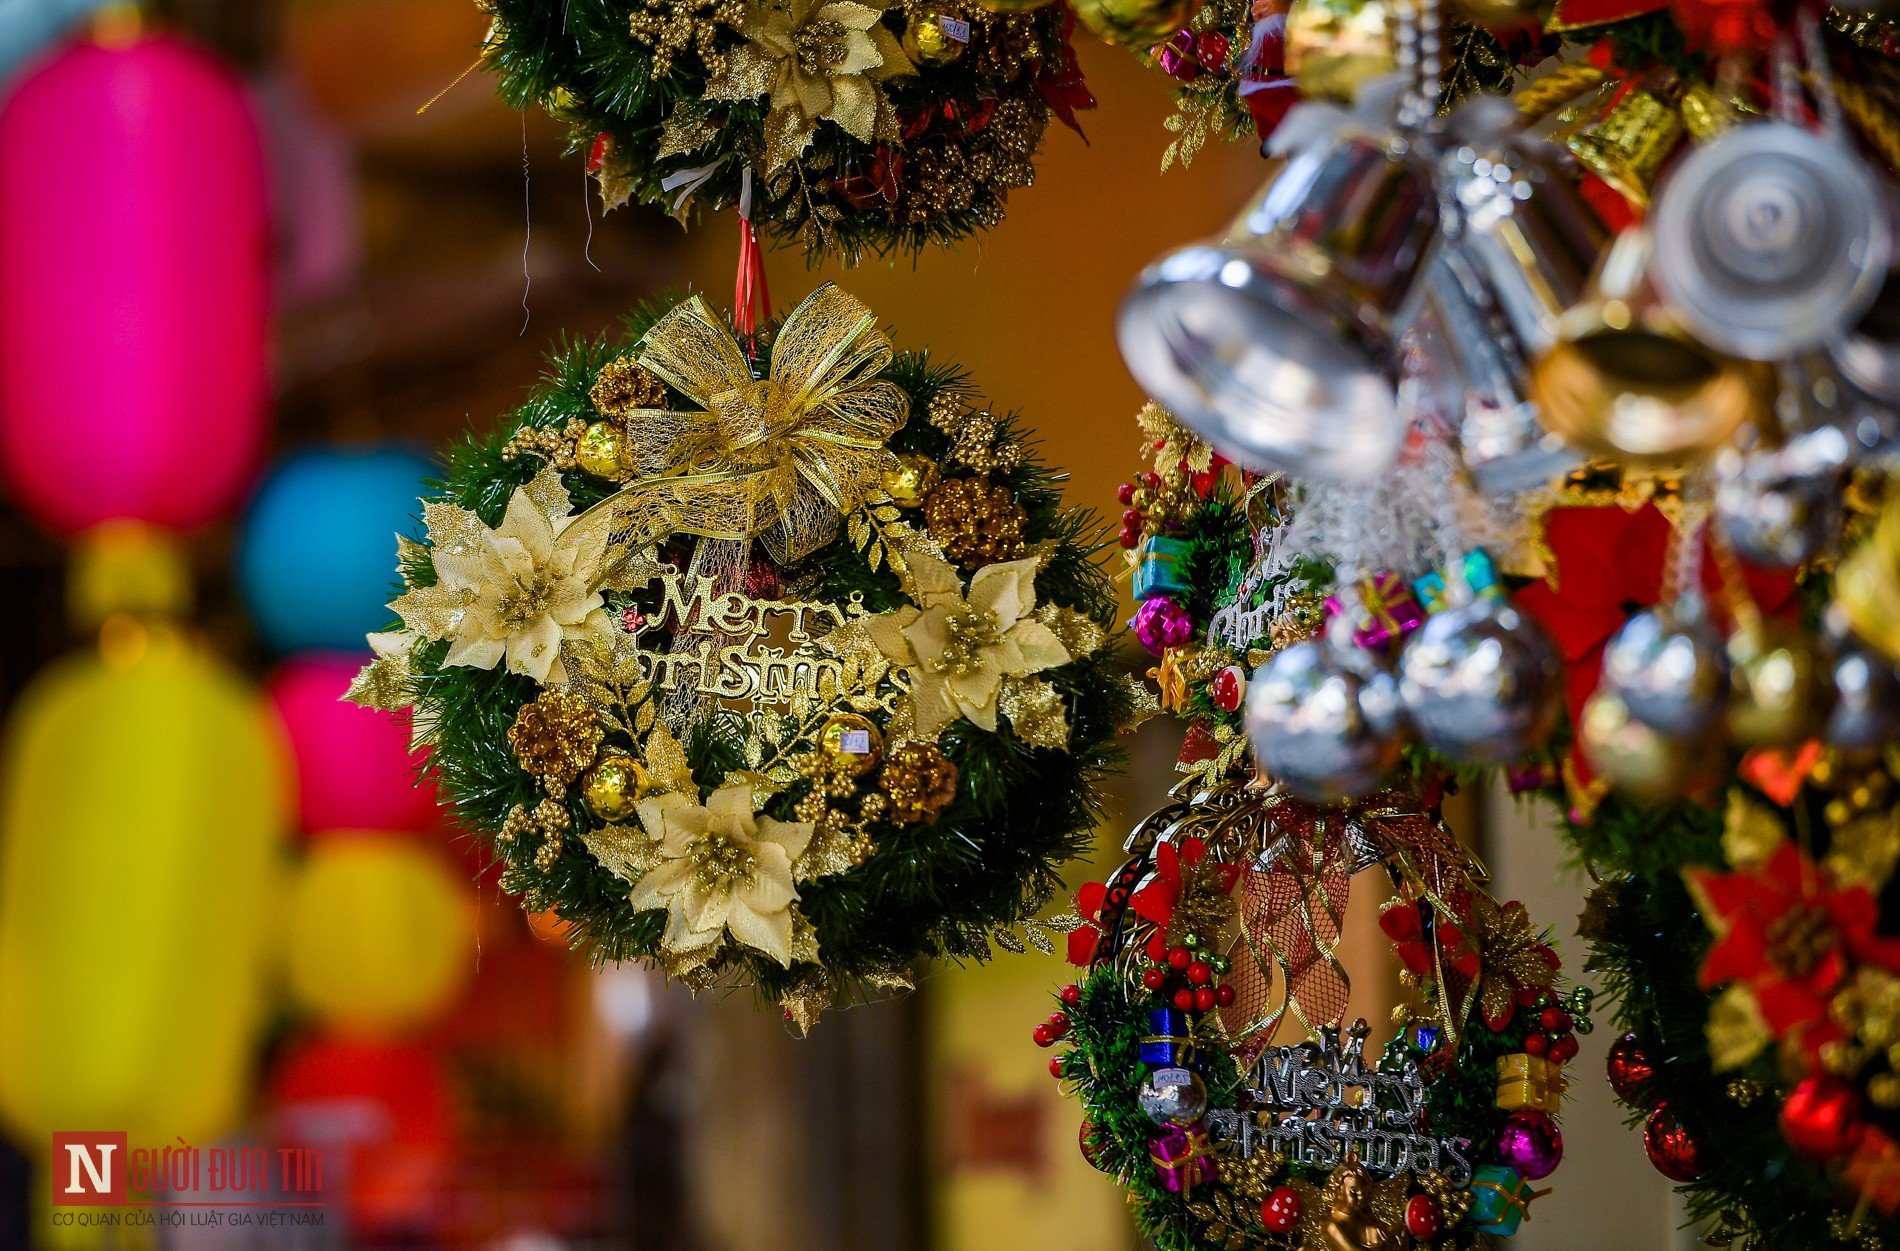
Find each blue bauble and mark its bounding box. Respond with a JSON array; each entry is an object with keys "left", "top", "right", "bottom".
[{"left": 236, "top": 446, "right": 432, "bottom": 653}]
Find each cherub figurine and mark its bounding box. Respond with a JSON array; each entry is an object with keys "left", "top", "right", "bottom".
[{"left": 1321, "top": 1157, "right": 1400, "bottom": 1251}]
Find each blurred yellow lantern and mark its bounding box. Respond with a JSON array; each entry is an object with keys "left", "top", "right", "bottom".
[
  {"left": 286, "top": 834, "right": 475, "bottom": 1034},
  {"left": 0, "top": 626, "right": 287, "bottom": 1147}
]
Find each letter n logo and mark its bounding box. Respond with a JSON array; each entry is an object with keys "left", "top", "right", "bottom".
[{"left": 50, "top": 1133, "right": 126, "bottom": 1206}]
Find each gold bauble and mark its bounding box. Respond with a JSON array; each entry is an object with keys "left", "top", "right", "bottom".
[
  {"left": 576, "top": 422, "right": 629, "bottom": 480},
  {"left": 1726, "top": 621, "right": 1828, "bottom": 748},
  {"left": 819, "top": 713, "right": 885, "bottom": 777},
  {"left": 581, "top": 753, "right": 650, "bottom": 822},
  {"left": 902, "top": 8, "right": 969, "bottom": 66},
  {"left": 881, "top": 453, "right": 941, "bottom": 510},
  {"left": 543, "top": 86, "right": 587, "bottom": 123},
  {"left": 1071, "top": 0, "right": 1200, "bottom": 48},
  {"left": 1580, "top": 690, "right": 1709, "bottom": 802},
  {"left": 971, "top": 0, "right": 1051, "bottom": 11},
  {"left": 1285, "top": 0, "right": 1396, "bottom": 103}
]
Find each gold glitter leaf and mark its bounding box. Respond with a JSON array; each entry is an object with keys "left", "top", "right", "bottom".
[
  {"left": 583, "top": 823, "right": 665, "bottom": 884},
  {"left": 999, "top": 677, "right": 1071, "bottom": 751},
  {"left": 1722, "top": 792, "right": 1786, "bottom": 871},
  {"left": 657, "top": 104, "right": 722, "bottom": 159},
  {"left": 1707, "top": 984, "right": 1771, "bottom": 1071}
]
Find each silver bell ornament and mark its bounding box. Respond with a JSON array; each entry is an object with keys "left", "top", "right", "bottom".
[
  {"left": 1245, "top": 636, "right": 1405, "bottom": 802},
  {"left": 1726, "top": 618, "right": 1831, "bottom": 748},
  {"left": 1598, "top": 600, "right": 1729, "bottom": 738},
  {"left": 1712, "top": 425, "right": 1851, "bottom": 568},
  {"left": 1651, "top": 122, "right": 1891, "bottom": 362},
  {"left": 1138, "top": 1066, "right": 1208, "bottom": 1126},
  {"left": 1397, "top": 581, "right": 1564, "bottom": 765},
  {"left": 1426, "top": 249, "right": 1581, "bottom": 495},
  {"left": 1823, "top": 607, "right": 1900, "bottom": 752},
  {"left": 1117, "top": 87, "right": 1436, "bottom": 482}
]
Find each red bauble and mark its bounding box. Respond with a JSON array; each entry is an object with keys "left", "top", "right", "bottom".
[
  {"left": 1209, "top": 665, "right": 1247, "bottom": 712},
  {"left": 1117, "top": 482, "right": 1136, "bottom": 506},
  {"left": 1668, "top": 0, "right": 1783, "bottom": 56},
  {"left": 1404, "top": 1193, "right": 1444, "bottom": 1239},
  {"left": 1548, "top": 1034, "right": 1579, "bottom": 1065},
  {"left": 1780, "top": 1076, "right": 1864, "bottom": 1160},
  {"left": 1168, "top": 946, "right": 1192, "bottom": 970},
  {"left": 1033, "top": 1023, "right": 1055, "bottom": 1048},
  {"left": 1261, "top": 1186, "right": 1303, "bottom": 1233},
  {"left": 1060, "top": 983, "right": 1082, "bottom": 1007},
  {"left": 1047, "top": 1012, "right": 1070, "bottom": 1037},
  {"left": 1194, "top": 30, "right": 1230, "bottom": 71},
  {"left": 1193, "top": 987, "right": 1217, "bottom": 1012},
  {"left": 1079, "top": 1119, "right": 1113, "bottom": 1171},
  {"left": 1215, "top": 984, "right": 1237, "bottom": 1007},
  {"left": 1523, "top": 1033, "right": 1548, "bottom": 1057},
  {"left": 1643, "top": 1103, "right": 1705, "bottom": 1182},
  {"left": 1173, "top": 988, "right": 1197, "bottom": 1012},
  {"left": 1119, "top": 528, "right": 1140, "bottom": 549},
  {"left": 1048, "top": 1056, "right": 1064, "bottom": 1078},
  {"left": 1606, "top": 1032, "right": 1658, "bottom": 1108},
  {"left": 1142, "top": 966, "right": 1169, "bottom": 991},
  {"left": 1539, "top": 1007, "right": 1572, "bottom": 1034},
  {"left": 1187, "top": 960, "right": 1212, "bottom": 987}
]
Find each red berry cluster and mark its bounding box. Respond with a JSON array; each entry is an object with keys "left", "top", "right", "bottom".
[
  {"left": 1115, "top": 472, "right": 1166, "bottom": 550},
  {"left": 1141, "top": 943, "right": 1238, "bottom": 1015},
  {"left": 1520, "top": 993, "right": 1580, "bottom": 1066},
  {"left": 1036, "top": 982, "right": 1085, "bottom": 1070}
]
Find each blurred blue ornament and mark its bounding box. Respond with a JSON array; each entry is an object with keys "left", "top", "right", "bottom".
[
  {"left": 0, "top": 0, "right": 112, "bottom": 85},
  {"left": 1414, "top": 1024, "right": 1440, "bottom": 1052},
  {"left": 236, "top": 445, "right": 431, "bottom": 654}
]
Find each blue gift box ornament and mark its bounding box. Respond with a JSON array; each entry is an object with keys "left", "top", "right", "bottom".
[
  {"left": 1468, "top": 1165, "right": 1543, "bottom": 1236},
  {"left": 1140, "top": 1007, "right": 1193, "bottom": 1067},
  {"left": 1133, "top": 536, "right": 1192, "bottom": 602}
]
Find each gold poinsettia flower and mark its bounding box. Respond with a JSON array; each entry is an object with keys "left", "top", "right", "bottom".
[
  {"left": 390, "top": 476, "right": 612, "bottom": 686},
  {"left": 864, "top": 550, "right": 1072, "bottom": 740},
  {"left": 628, "top": 783, "right": 814, "bottom": 966},
  {"left": 706, "top": 0, "right": 913, "bottom": 172}
]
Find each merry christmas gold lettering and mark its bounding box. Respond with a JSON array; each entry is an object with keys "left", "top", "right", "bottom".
[{"left": 635, "top": 570, "right": 855, "bottom": 708}]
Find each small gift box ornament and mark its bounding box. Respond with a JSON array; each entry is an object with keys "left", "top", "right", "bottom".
[
  {"left": 1148, "top": 1121, "right": 1216, "bottom": 1193},
  {"left": 1132, "top": 536, "right": 1193, "bottom": 602},
  {"left": 1495, "top": 1053, "right": 1567, "bottom": 1114},
  {"left": 1416, "top": 549, "right": 1505, "bottom": 615},
  {"left": 1324, "top": 572, "right": 1424, "bottom": 651},
  {"left": 1468, "top": 1165, "right": 1542, "bottom": 1236},
  {"left": 1140, "top": 1007, "right": 1199, "bottom": 1068}
]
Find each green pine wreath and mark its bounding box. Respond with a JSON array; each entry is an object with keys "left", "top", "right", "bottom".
[
  {"left": 479, "top": 0, "right": 1093, "bottom": 261},
  {"left": 355, "top": 283, "right": 1140, "bottom": 1024}
]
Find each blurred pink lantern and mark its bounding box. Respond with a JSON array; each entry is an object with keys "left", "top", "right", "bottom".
[
  {"left": 0, "top": 32, "right": 268, "bottom": 537},
  {"left": 267, "top": 653, "right": 438, "bottom": 836}
]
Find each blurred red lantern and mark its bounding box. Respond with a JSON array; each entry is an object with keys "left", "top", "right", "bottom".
[
  {"left": 0, "top": 31, "right": 268, "bottom": 538},
  {"left": 267, "top": 654, "right": 437, "bottom": 835},
  {"left": 267, "top": 1035, "right": 456, "bottom": 1234}
]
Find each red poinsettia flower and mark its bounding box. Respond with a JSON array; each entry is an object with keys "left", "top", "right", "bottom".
[
  {"left": 1689, "top": 843, "right": 1900, "bottom": 1044},
  {"left": 1847, "top": 1125, "right": 1900, "bottom": 1216},
  {"left": 1034, "top": 4, "right": 1097, "bottom": 139},
  {"left": 1067, "top": 879, "right": 1108, "bottom": 967},
  {"left": 1514, "top": 502, "right": 1797, "bottom": 790}
]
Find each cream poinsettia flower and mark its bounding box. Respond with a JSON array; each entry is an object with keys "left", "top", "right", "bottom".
[
  {"left": 707, "top": 0, "right": 914, "bottom": 172},
  {"left": 628, "top": 784, "right": 814, "bottom": 966},
  {"left": 391, "top": 480, "right": 612, "bottom": 686},
  {"left": 865, "top": 551, "right": 1072, "bottom": 739}
]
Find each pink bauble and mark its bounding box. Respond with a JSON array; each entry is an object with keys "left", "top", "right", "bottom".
[
  {"left": 1496, "top": 1109, "right": 1564, "bottom": 1180},
  {"left": 266, "top": 654, "right": 437, "bottom": 835},
  {"left": 0, "top": 34, "right": 268, "bottom": 536}
]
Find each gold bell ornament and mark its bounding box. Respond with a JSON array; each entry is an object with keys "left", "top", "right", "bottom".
[
  {"left": 1836, "top": 495, "right": 1900, "bottom": 664},
  {"left": 1527, "top": 227, "right": 1775, "bottom": 465},
  {"left": 1565, "top": 83, "right": 1684, "bottom": 209},
  {"left": 1284, "top": 0, "right": 1395, "bottom": 102}
]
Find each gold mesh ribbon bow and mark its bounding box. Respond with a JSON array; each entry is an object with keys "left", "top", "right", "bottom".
[{"left": 613, "top": 283, "right": 908, "bottom": 564}]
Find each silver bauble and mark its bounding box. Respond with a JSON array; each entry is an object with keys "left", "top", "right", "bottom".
[
  {"left": 1396, "top": 598, "right": 1563, "bottom": 764},
  {"left": 1245, "top": 640, "right": 1404, "bottom": 801},
  {"left": 1828, "top": 636, "right": 1900, "bottom": 752},
  {"left": 1138, "top": 1066, "right": 1208, "bottom": 1126},
  {"left": 1711, "top": 428, "right": 1849, "bottom": 568},
  {"left": 1599, "top": 604, "right": 1729, "bottom": 737},
  {"left": 1579, "top": 689, "right": 1711, "bottom": 803}
]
